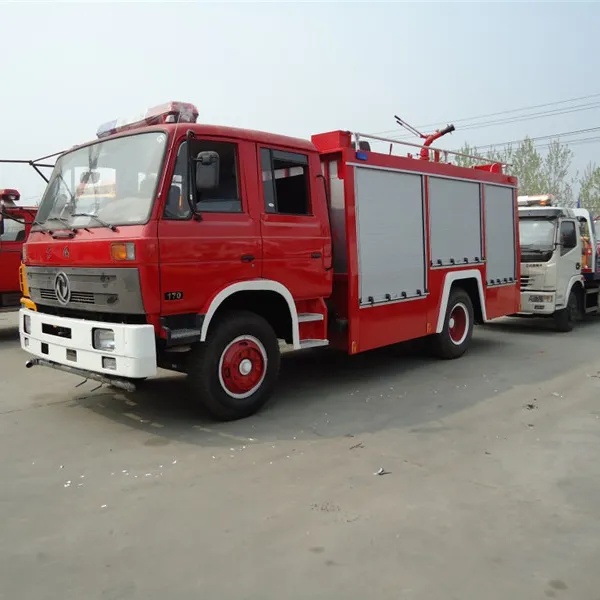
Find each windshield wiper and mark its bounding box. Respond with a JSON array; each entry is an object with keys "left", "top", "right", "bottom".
[
  {"left": 45, "top": 216, "right": 76, "bottom": 233},
  {"left": 521, "top": 247, "right": 551, "bottom": 254},
  {"left": 71, "top": 213, "right": 117, "bottom": 232},
  {"left": 31, "top": 220, "right": 51, "bottom": 234}
]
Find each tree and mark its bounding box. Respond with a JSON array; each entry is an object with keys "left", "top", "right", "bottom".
[
  {"left": 579, "top": 162, "right": 600, "bottom": 215},
  {"left": 451, "top": 136, "right": 575, "bottom": 204},
  {"left": 540, "top": 139, "right": 575, "bottom": 206}
]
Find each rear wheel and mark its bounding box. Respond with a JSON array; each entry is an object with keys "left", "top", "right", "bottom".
[
  {"left": 429, "top": 288, "right": 474, "bottom": 359},
  {"left": 187, "top": 311, "right": 280, "bottom": 421}
]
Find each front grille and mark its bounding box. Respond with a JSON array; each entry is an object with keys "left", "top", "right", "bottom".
[
  {"left": 520, "top": 276, "right": 531, "bottom": 291},
  {"left": 39, "top": 288, "right": 95, "bottom": 304},
  {"left": 26, "top": 266, "right": 144, "bottom": 315}
]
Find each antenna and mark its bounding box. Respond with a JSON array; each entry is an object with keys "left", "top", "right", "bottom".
[{"left": 394, "top": 115, "right": 426, "bottom": 140}]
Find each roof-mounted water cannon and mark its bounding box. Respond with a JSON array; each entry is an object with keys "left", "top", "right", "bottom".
[
  {"left": 394, "top": 116, "right": 455, "bottom": 162},
  {"left": 518, "top": 194, "right": 554, "bottom": 207},
  {"left": 96, "top": 101, "right": 199, "bottom": 139}
]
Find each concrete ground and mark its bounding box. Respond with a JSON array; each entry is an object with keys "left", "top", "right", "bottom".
[{"left": 1, "top": 310, "right": 600, "bottom": 600}]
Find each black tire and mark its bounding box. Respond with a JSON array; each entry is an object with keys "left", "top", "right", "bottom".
[
  {"left": 554, "top": 289, "right": 578, "bottom": 332},
  {"left": 187, "top": 310, "right": 280, "bottom": 421},
  {"left": 429, "top": 287, "right": 474, "bottom": 359}
]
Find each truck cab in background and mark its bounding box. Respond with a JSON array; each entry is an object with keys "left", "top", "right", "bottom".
[
  {"left": 517, "top": 194, "right": 600, "bottom": 331},
  {"left": 0, "top": 189, "right": 37, "bottom": 312}
]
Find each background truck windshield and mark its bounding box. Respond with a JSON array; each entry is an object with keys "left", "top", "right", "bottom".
[
  {"left": 519, "top": 218, "right": 556, "bottom": 249},
  {"left": 35, "top": 131, "right": 167, "bottom": 230}
]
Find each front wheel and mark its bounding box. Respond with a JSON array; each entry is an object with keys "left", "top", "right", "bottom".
[
  {"left": 428, "top": 288, "right": 474, "bottom": 359},
  {"left": 554, "top": 289, "right": 578, "bottom": 332},
  {"left": 187, "top": 310, "right": 281, "bottom": 421}
]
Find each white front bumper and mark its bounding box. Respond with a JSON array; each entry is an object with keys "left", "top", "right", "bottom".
[
  {"left": 19, "top": 308, "right": 157, "bottom": 379},
  {"left": 518, "top": 291, "right": 556, "bottom": 315}
]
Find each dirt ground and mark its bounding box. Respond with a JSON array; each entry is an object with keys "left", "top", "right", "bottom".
[{"left": 1, "top": 311, "right": 600, "bottom": 600}]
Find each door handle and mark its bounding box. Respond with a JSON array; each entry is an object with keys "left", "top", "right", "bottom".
[
  {"left": 311, "top": 252, "right": 322, "bottom": 259},
  {"left": 241, "top": 254, "right": 255, "bottom": 263},
  {"left": 576, "top": 262, "right": 581, "bottom": 269}
]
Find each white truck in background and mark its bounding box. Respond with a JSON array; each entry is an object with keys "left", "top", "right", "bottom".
[{"left": 517, "top": 194, "right": 600, "bottom": 331}]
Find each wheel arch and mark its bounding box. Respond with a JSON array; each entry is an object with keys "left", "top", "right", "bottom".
[
  {"left": 200, "top": 280, "right": 300, "bottom": 348},
  {"left": 565, "top": 275, "right": 584, "bottom": 307},
  {"left": 435, "top": 269, "right": 487, "bottom": 334}
]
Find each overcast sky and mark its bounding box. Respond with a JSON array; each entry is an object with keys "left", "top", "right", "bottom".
[{"left": 2, "top": 0, "right": 599, "bottom": 202}]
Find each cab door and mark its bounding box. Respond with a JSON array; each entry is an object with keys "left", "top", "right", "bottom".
[
  {"left": 556, "top": 218, "right": 581, "bottom": 306},
  {"left": 157, "top": 137, "right": 262, "bottom": 318},
  {"left": 0, "top": 209, "right": 28, "bottom": 307},
  {"left": 257, "top": 146, "right": 332, "bottom": 299}
]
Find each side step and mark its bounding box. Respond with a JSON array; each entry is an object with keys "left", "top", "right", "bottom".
[
  {"left": 298, "top": 313, "right": 324, "bottom": 323},
  {"left": 585, "top": 286, "right": 600, "bottom": 314},
  {"left": 164, "top": 327, "right": 202, "bottom": 346},
  {"left": 299, "top": 339, "right": 329, "bottom": 350}
]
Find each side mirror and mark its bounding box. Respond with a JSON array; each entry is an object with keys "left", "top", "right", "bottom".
[{"left": 195, "top": 151, "right": 219, "bottom": 192}]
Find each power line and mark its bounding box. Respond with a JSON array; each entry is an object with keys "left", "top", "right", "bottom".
[
  {"left": 458, "top": 102, "right": 600, "bottom": 132},
  {"left": 384, "top": 102, "right": 600, "bottom": 142},
  {"left": 532, "top": 136, "right": 600, "bottom": 152},
  {"left": 474, "top": 126, "right": 600, "bottom": 151},
  {"left": 371, "top": 92, "right": 600, "bottom": 136}
]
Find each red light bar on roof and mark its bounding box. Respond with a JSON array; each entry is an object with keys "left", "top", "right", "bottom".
[
  {"left": 96, "top": 101, "right": 199, "bottom": 139},
  {"left": 0, "top": 188, "right": 20, "bottom": 204},
  {"left": 518, "top": 194, "right": 554, "bottom": 207}
]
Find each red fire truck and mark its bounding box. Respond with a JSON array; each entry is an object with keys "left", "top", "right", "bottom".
[
  {"left": 0, "top": 189, "right": 37, "bottom": 312},
  {"left": 18, "top": 102, "right": 520, "bottom": 420}
]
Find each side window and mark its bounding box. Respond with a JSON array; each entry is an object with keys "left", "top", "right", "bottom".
[
  {"left": 261, "top": 148, "right": 310, "bottom": 215},
  {"left": 0, "top": 217, "right": 26, "bottom": 242},
  {"left": 560, "top": 221, "right": 577, "bottom": 255},
  {"left": 163, "top": 140, "right": 242, "bottom": 220},
  {"left": 194, "top": 140, "right": 241, "bottom": 213}
]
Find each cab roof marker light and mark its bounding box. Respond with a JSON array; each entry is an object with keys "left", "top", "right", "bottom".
[
  {"left": 96, "top": 101, "right": 199, "bottom": 139},
  {"left": 518, "top": 194, "right": 554, "bottom": 207}
]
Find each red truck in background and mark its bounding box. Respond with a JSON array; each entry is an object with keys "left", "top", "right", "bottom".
[
  {"left": 0, "top": 189, "right": 37, "bottom": 312},
  {"left": 18, "top": 102, "right": 520, "bottom": 420}
]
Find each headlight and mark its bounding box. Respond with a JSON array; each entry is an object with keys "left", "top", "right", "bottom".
[
  {"left": 23, "top": 314, "right": 31, "bottom": 334},
  {"left": 92, "top": 328, "right": 115, "bottom": 351}
]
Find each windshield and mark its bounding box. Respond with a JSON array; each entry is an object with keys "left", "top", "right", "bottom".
[
  {"left": 35, "top": 131, "right": 167, "bottom": 231},
  {"left": 519, "top": 218, "right": 557, "bottom": 250}
]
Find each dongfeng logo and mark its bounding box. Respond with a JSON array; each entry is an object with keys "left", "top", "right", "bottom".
[{"left": 54, "top": 272, "right": 71, "bottom": 305}]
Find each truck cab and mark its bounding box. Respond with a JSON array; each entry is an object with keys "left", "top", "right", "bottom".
[
  {"left": 0, "top": 189, "right": 36, "bottom": 312},
  {"left": 517, "top": 195, "right": 590, "bottom": 331}
]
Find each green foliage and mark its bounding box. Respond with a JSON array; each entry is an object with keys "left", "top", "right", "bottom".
[
  {"left": 579, "top": 162, "right": 600, "bottom": 214},
  {"left": 452, "top": 136, "right": 576, "bottom": 205}
]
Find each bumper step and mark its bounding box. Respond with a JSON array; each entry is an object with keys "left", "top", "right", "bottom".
[{"left": 25, "top": 358, "right": 137, "bottom": 392}]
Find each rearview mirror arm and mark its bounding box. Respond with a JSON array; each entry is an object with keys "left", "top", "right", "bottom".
[{"left": 185, "top": 130, "right": 203, "bottom": 222}]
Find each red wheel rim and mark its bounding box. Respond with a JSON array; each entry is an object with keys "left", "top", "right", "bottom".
[
  {"left": 448, "top": 302, "right": 469, "bottom": 345},
  {"left": 218, "top": 335, "right": 267, "bottom": 399}
]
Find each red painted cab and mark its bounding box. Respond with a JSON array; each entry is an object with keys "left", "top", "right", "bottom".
[{"left": 0, "top": 189, "right": 37, "bottom": 312}]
